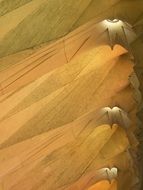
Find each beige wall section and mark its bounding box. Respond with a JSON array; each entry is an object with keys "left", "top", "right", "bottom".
[{"left": 0, "top": 0, "right": 143, "bottom": 57}]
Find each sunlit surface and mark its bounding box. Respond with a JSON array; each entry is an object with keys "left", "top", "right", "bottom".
[
  {"left": 103, "top": 19, "right": 123, "bottom": 27},
  {"left": 87, "top": 180, "right": 117, "bottom": 190},
  {"left": 106, "top": 19, "right": 120, "bottom": 23}
]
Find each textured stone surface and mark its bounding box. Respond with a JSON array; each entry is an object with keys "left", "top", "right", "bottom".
[{"left": 0, "top": 1, "right": 143, "bottom": 190}]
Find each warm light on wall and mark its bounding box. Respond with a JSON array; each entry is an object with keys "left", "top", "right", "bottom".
[{"left": 87, "top": 180, "right": 117, "bottom": 190}]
